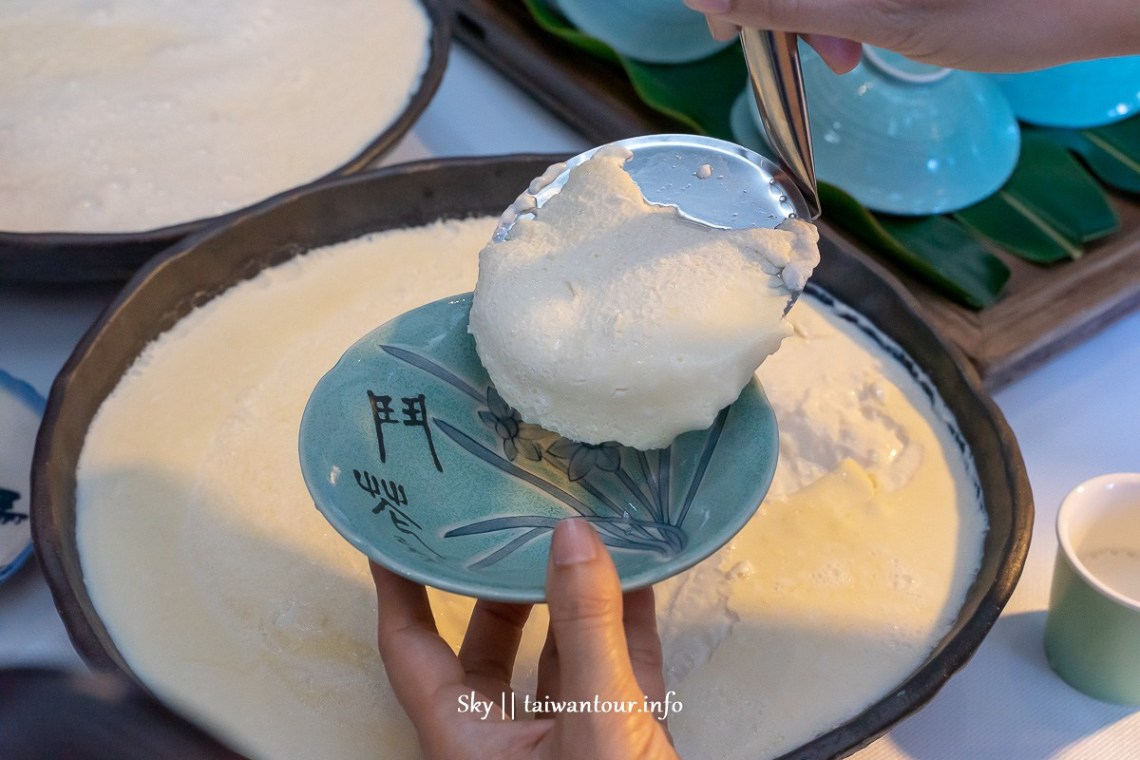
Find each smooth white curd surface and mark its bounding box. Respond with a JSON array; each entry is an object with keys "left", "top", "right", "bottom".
[
  {"left": 77, "top": 218, "right": 984, "bottom": 759},
  {"left": 0, "top": 0, "right": 430, "bottom": 233}
]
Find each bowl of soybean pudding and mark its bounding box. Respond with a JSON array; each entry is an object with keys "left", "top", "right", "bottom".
[
  {"left": 0, "top": 0, "right": 450, "bottom": 282},
  {"left": 34, "top": 156, "right": 1031, "bottom": 760}
]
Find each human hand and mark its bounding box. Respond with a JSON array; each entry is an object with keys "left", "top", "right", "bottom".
[
  {"left": 371, "top": 518, "right": 680, "bottom": 760},
  {"left": 683, "top": 0, "right": 1140, "bottom": 73}
]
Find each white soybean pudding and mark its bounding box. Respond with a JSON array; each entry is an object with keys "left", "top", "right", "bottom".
[
  {"left": 0, "top": 0, "right": 431, "bottom": 233},
  {"left": 77, "top": 218, "right": 986, "bottom": 760},
  {"left": 469, "top": 152, "right": 820, "bottom": 450}
]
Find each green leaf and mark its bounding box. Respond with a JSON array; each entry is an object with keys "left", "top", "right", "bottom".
[
  {"left": 620, "top": 48, "right": 747, "bottom": 139},
  {"left": 521, "top": 0, "right": 746, "bottom": 138},
  {"left": 519, "top": 0, "right": 1140, "bottom": 309},
  {"left": 955, "top": 193, "right": 1080, "bottom": 264},
  {"left": 520, "top": 0, "right": 619, "bottom": 62},
  {"left": 1001, "top": 131, "right": 1119, "bottom": 244},
  {"left": 1036, "top": 119, "right": 1140, "bottom": 194},
  {"left": 956, "top": 131, "right": 1120, "bottom": 263},
  {"left": 820, "top": 184, "right": 1010, "bottom": 309}
]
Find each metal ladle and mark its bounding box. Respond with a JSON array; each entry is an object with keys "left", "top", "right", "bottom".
[
  {"left": 494, "top": 31, "right": 819, "bottom": 239},
  {"left": 492, "top": 27, "right": 821, "bottom": 279},
  {"left": 740, "top": 29, "right": 821, "bottom": 219}
]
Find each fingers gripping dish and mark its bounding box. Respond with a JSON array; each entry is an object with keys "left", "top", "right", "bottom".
[{"left": 468, "top": 152, "right": 820, "bottom": 450}]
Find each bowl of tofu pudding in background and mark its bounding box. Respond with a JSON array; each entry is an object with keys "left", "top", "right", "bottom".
[
  {"left": 0, "top": 0, "right": 450, "bottom": 283},
  {"left": 33, "top": 156, "right": 1031, "bottom": 760}
]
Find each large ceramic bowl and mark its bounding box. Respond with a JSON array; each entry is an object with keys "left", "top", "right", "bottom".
[
  {"left": 0, "top": 0, "right": 450, "bottom": 284},
  {"left": 33, "top": 156, "right": 1031, "bottom": 759},
  {"left": 745, "top": 45, "right": 1021, "bottom": 216}
]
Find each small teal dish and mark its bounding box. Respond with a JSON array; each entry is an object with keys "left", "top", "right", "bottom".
[
  {"left": 299, "top": 294, "right": 778, "bottom": 602},
  {"left": 989, "top": 56, "right": 1140, "bottom": 128},
  {"left": 1, "top": 368, "right": 45, "bottom": 584},
  {"left": 549, "top": 0, "right": 733, "bottom": 64},
  {"left": 741, "top": 45, "right": 1021, "bottom": 216}
]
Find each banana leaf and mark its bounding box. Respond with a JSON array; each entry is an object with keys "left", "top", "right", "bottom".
[
  {"left": 821, "top": 184, "right": 1010, "bottom": 309},
  {"left": 521, "top": 0, "right": 745, "bottom": 137},
  {"left": 959, "top": 121, "right": 1135, "bottom": 263},
  {"left": 1035, "top": 118, "right": 1140, "bottom": 194},
  {"left": 521, "top": 0, "right": 617, "bottom": 62},
  {"left": 1000, "top": 132, "right": 1119, "bottom": 245},
  {"left": 622, "top": 49, "right": 746, "bottom": 140},
  {"left": 955, "top": 194, "right": 1080, "bottom": 264},
  {"left": 517, "top": 0, "right": 1135, "bottom": 308},
  {"left": 952, "top": 132, "right": 1120, "bottom": 263}
]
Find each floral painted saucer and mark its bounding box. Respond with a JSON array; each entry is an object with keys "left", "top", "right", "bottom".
[
  {"left": 299, "top": 294, "right": 778, "bottom": 602},
  {"left": 0, "top": 369, "right": 44, "bottom": 584}
]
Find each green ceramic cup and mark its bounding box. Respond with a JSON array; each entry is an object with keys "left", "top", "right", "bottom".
[{"left": 1044, "top": 473, "right": 1140, "bottom": 704}]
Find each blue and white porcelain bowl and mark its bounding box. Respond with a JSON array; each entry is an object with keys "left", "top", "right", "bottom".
[
  {"left": 745, "top": 45, "right": 1021, "bottom": 215},
  {"left": 0, "top": 369, "right": 44, "bottom": 583},
  {"left": 990, "top": 56, "right": 1140, "bottom": 128}
]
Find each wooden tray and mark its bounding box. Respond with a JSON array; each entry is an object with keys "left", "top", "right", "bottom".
[{"left": 450, "top": 0, "right": 1140, "bottom": 390}]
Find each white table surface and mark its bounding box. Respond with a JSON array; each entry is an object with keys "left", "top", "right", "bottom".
[{"left": 1, "top": 44, "right": 1138, "bottom": 759}]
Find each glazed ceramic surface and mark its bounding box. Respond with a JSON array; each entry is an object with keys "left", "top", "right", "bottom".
[
  {"left": 300, "top": 294, "right": 778, "bottom": 601},
  {"left": 1045, "top": 473, "right": 1140, "bottom": 704},
  {"left": 991, "top": 56, "right": 1140, "bottom": 128},
  {"left": 742, "top": 45, "right": 1021, "bottom": 215},
  {"left": 550, "top": 0, "right": 732, "bottom": 63},
  {"left": 0, "top": 369, "right": 43, "bottom": 583}
]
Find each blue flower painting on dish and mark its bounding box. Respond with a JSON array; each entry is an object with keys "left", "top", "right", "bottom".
[{"left": 299, "top": 294, "right": 778, "bottom": 602}]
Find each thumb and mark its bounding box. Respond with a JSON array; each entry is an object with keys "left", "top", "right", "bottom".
[{"left": 545, "top": 519, "right": 642, "bottom": 703}]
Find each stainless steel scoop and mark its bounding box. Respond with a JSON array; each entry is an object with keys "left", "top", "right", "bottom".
[
  {"left": 493, "top": 133, "right": 813, "bottom": 244},
  {"left": 494, "top": 30, "right": 819, "bottom": 239},
  {"left": 740, "top": 29, "right": 821, "bottom": 219}
]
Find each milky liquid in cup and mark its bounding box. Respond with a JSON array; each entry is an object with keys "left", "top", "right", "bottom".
[{"left": 1080, "top": 547, "right": 1140, "bottom": 602}]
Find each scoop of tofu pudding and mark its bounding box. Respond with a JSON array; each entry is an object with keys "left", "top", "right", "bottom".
[{"left": 468, "top": 149, "right": 821, "bottom": 450}]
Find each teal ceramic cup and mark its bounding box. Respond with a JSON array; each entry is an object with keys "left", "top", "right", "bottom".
[
  {"left": 749, "top": 45, "right": 1021, "bottom": 216},
  {"left": 551, "top": 0, "right": 733, "bottom": 63},
  {"left": 990, "top": 56, "right": 1140, "bottom": 128},
  {"left": 1044, "top": 473, "right": 1140, "bottom": 704}
]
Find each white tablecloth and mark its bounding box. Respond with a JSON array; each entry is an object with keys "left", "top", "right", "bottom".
[{"left": 1, "top": 44, "right": 1137, "bottom": 759}]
